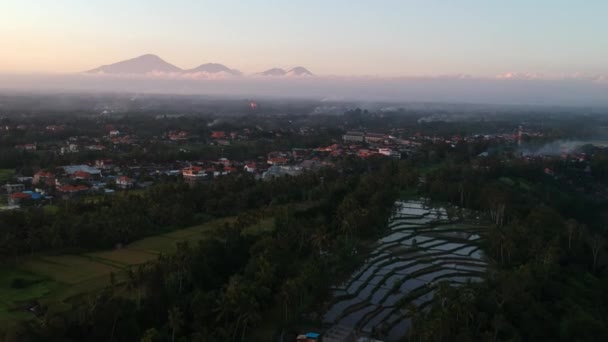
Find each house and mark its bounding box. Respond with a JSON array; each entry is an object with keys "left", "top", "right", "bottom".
[
  {"left": 378, "top": 148, "right": 392, "bottom": 156},
  {"left": 62, "top": 165, "right": 102, "bottom": 178},
  {"left": 8, "top": 192, "right": 31, "bottom": 206},
  {"left": 33, "top": 171, "right": 55, "bottom": 186},
  {"left": 358, "top": 149, "right": 374, "bottom": 158},
  {"left": 116, "top": 176, "right": 135, "bottom": 189},
  {"left": 182, "top": 166, "right": 204, "bottom": 178},
  {"left": 316, "top": 144, "right": 339, "bottom": 152},
  {"left": 95, "top": 159, "right": 114, "bottom": 170},
  {"left": 244, "top": 163, "right": 257, "bottom": 173},
  {"left": 267, "top": 157, "right": 288, "bottom": 165},
  {"left": 8, "top": 191, "right": 44, "bottom": 205},
  {"left": 224, "top": 166, "right": 237, "bottom": 173},
  {"left": 211, "top": 131, "right": 226, "bottom": 139},
  {"left": 181, "top": 166, "right": 206, "bottom": 184},
  {"left": 3, "top": 184, "right": 24, "bottom": 194},
  {"left": 168, "top": 130, "right": 189, "bottom": 141}
]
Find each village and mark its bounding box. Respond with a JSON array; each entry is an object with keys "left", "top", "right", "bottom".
[{"left": 4, "top": 107, "right": 605, "bottom": 211}]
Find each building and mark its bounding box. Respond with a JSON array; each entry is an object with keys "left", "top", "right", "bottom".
[
  {"left": 364, "top": 133, "right": 386, "bottom": 143},
  {"left": 8, "top": 192, "right": 31, "bottom": 206},
  {"left": 168, "top": 131, "right": 189, "bottom": 141},
  {"left": 72, "top": 171, "right": 91, "bottom": 180},
  {"left": 211, "top": 131, "right": 226, "bottom": 139},
  {"left": 95, "top": 159, "right": 114, "bottom": 170},
  {"left": 56, "top": 184, "right": 89, "bottom": 194},
  {"left": 181, "top": 166, "right": 206, "bottom": 184},
  {"left": 343, "top": 131, "right": 365, "bottom": 143},
  {"left": 2, "top": 184, "right": 25, "bottom": 194},
  {"left": 262, "top": 165, "right": 302, "bottom": 180},
  {"left": 267, "top": 157, "right": 288, "bottom": 165},
  {"left": 244, "top": 163, "right": 257, "bottom": 173},
  {"left": 116, "top": 176, "right": 135, "bottom": 189},
  {"left": 33, "top": 171, "right": 55, "bottom": 186},
  {"left": 62, "top": 165, "right": 102, "bottom": 178}
]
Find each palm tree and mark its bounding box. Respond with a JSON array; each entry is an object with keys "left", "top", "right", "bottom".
[
  {"left": 168, "top": 306, "right": 184, "bottom": 342},
  {"left": 126, "top": 265, "right": 145, "bottom": 309},
  {"left": 140, "top": 328, "right": 160, "bottom": 342}
]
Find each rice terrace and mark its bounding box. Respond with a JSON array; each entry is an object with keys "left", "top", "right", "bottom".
[{"left": 323, "top": 199, "right": 487, "bottom": 340}]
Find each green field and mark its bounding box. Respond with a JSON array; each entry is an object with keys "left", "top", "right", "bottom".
[
  {"left": 241, "top": 217, "right": 276, "bottom": 236},
  {"left": 0, "top": 217, "right": 234, "bottom": 324},
  {"left": 0, "top": 169, "right": 14, "bottom": 183}
]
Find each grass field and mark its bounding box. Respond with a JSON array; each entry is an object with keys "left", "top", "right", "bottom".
[
  {"left": 242, "top": 217, "right": 275, "bottom": 236},
  {"left": 0, "top": 169, "right": 15, "bottom": 183},
  {"left": 0, "top": 217, "right": 235, "bottom": 324}
]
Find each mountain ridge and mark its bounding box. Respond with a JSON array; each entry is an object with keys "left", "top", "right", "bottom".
[{"left": 86, "top": 54, "right": 312, "bottom": 77}]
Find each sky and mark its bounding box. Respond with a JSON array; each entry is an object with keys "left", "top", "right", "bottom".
[{"left": 1, "top": 0, "right": 607, "bottom": 76}]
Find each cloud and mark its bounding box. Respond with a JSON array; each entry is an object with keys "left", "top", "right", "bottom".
[{"left": 1, "top": 72, "right": 608, "bottom": 108}]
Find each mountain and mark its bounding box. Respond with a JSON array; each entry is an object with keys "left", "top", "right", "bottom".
[
  {"left": 182, "top": 63, "right": 242, "bottom": 76},
  {"left": 87, "top": 54, "right": 183, "bottom": 75},
  {"left": 258, "top": 66, "right": 313, "bottom": 77},
  {"left": 87, "top": 55, "right": 312, "bottom": 77},
  {"left": 259, "top": 68, "right": 288, "bottom": 76},
  {"left": 286, "top": 66, "right": 313, "bottom": 76}
]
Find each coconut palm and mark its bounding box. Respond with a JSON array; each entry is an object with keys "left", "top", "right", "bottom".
[
  {"left": 168, "top": 306, "right": 184, "bottom": 342},
  {"left": 140, "top": 328, "right": 160, "bottom": 342}
]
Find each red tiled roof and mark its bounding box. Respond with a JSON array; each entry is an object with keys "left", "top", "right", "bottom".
[
  {"left": 57, "top": 185, "right": 89, "bottom": 193},
  {"left": 268, "top": 157, "right": 288, "bottom": 164},
  {"left": 73, "top": 171, "right": 91, "bottom": 178},
  {"left": 10, "top": 192, "right": 31, "bottom": 199},
  {"left": 34, "top": 170, "right": 54, "bottom": 178}
]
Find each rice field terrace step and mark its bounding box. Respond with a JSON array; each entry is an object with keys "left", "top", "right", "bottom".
[
  {"left": 430, "top": 256, "right": 486, "bottom": 265},
  {"left": 339, "top": 304, "right": 378, "bottom": 327},
  {"left": 433, "top": 262, "right": 487, "bottom": 273},
  {"left": 324, "top": 296, "right": 370, "bottom": 323},
  {"left": 334, "top": 256, "right": 457, "bottom": 306},
  {"left": 388, "top": 322, "right": 410, "bottom": 342},
  {"left": 390, "top": 216, "right": 443, "bottom": 225},
  {"left": 394, "top": 201, "right": 428, "bottom": 209},
  {"left": 388, "top": 220, "right": 433, "bottom": 229},
  {"left": 373, "top": 266, "right": 482, "bottom": 306},
  {"left": 360, "top": 306, "right": 394, "bottom": 333}
]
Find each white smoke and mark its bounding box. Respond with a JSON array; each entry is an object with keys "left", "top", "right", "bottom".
[{"left": 520, "top": 140, "right": 585, "bottom": 156}]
